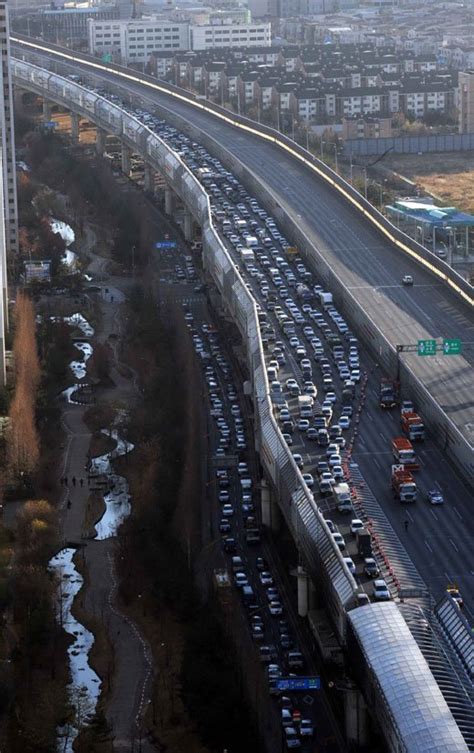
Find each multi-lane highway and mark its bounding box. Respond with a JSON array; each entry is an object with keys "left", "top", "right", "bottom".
[
  {"left": 11, "top": 48, "right": 473, "bottom": 749},
  {"left": 105, "top": 96, "right": 472, "bottom": 622},
  {"left": 12, "top": 39, "right": 473, "bottom": 468}
]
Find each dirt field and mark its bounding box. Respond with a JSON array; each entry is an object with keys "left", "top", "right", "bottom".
[{"left": 384, "top": 152, "right": 474, "bottom": 213}]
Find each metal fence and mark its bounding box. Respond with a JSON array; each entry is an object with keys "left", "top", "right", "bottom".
[{"left": 344, "top": 132, "right": 474, "bottom": 157}]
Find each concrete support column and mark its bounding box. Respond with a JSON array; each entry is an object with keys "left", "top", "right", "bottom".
[
  {"left": 297, "top": 565, "right": 308, "bottom": 617},
  {"left": 144, "top": 163, "right": 154, "bottom": 192},
  {"left": 121, "top": 144, "right": 131, "bottom": 176},
  {"left": 261, "top": 480, "right": 271, "bottom": 527},
  {"left": 164, "top": 186, "right": 174, "bottom": 216},
  {"left": 183, "top": 210, "right": 193, "bottom": 241},
  {"left": 42, "top": 98, "right": 52, "bottom": 121},
  {"left": 96, "top": 127, "right": 106, "bottom": 156},
  {"left": 70, "top": 111, "right": 80, "bottom": 143},
  {"left": 345, "top": 687, "right": 369, "bottom": 747},
  {"left": 260, "top": 480, "right": 281, "bottom": 531}
]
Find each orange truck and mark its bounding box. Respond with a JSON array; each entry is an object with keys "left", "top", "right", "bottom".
[
  {"left": 391, "top": 464, "right": 417, "bottom": 503},
  {"left": 392, "top": 437, "right": 420, "bottom": 470},
  {"left": 401, "top": 412, "right": 425, "bottom": 441}
]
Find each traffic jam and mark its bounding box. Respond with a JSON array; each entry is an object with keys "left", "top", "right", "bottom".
[{"left": 82, "top": 82, "right": 464, "bottom": 743}]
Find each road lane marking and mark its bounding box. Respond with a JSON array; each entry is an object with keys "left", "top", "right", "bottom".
[
  {"left": 449, "top": 538, "right": 459, "bottom": 553},
  {"left": 453, "top": 506, "right": 462, "bottom": 520},
  {"left": 425, "top": 540, "right": 433, "bottom": 553},
  {"left": 406, "top": 510, "right": 414, "bottom": 522},
  {"left": 430, "top": 509, "right": 438, "bottom": 521}
]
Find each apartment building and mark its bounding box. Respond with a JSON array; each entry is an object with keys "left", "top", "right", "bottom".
[{"left": 0, "top": 2, "right": 18, "bottom": 265}]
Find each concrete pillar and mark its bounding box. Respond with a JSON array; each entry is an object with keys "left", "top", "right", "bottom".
[
  {"left": 164, "top": 186, "right": 174, "bottom": 216},
  {"left": 96, "top": 127, "right": 106, "bottom": 156},
  {"left": 42, "top": 98, "right": 52, "bottom": 121},
  {"left": 144, "top": 163, "right": 154, "bottom": 192},
  {"left": 297, "top": 566, "right": 308, "bottom": 617},
  {"left": 184, "top": 210, "right": 193, "bottom": 241},
  {"left": 70, "top": 111, "right": 80, "bottom": 143},
  {"left": 121, "top": 144, "right": 131, "bottom": 176},
  {"left": 345, "top": 687, "right": 369, "bottom": 747},
  {"left": 261, "top": 480, "right": 271, "bottom": 527}
]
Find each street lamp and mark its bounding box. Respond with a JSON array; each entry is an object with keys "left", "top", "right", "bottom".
[{"left": 321, "top": 141, "right": 338, "bottom": 173}]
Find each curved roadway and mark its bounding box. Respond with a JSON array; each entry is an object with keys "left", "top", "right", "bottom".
[{"left": 16, "top": 44, "right": 474, "bottom": 464}]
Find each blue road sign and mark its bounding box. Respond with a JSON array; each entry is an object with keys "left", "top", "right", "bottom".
[
  {"left": 275, "top": 677, "right": 321, "bottom": 691},
  {"left": 155, "top": 241, "right": 177, "bottom": 249}
]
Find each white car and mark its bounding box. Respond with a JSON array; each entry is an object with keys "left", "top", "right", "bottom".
[
  {"left": 332, "top": 532, "right": 346, "bottom": 550},
  {"left": 325, "top": 391, "right": 337, "bottom": 403},
  {"left": 351, "top": 369, "right": 361, "bottom": 383},
  {"left": 222, "top": 504, "right": 235, "bottom": 517},
  {"left": 343, "top": 557, "right": 356, "bottom": 574},
  {"left": 332, "top": 465, "right": 344, "bottom": 481},
  {"left": 302, "top": 473, "right": 314, "bottom": 488},
  {"left": 350, "top": 519, "right": 365, "bottom": 535},
  {"left": 338, "top": 416, "right": 351, "bottom": 430},
  {"left": 328, "top": 453, "right": 341, "bottom": 467},
  {"left": 402, "top": 274, "right": 413, "bottom": 285},
  {"left": 373, "top": 579, "right": 391, "bottom": 600}
]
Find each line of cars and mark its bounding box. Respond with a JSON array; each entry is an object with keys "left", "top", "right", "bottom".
[
  {"left": 162, "top": 126, "right": 391, "bottom": 606},
  {"left": 185, "top": 308, "right": 317, "bottom": 749},
  {"left": 91, "top": 84, "right": 393, "bottom": 611}
]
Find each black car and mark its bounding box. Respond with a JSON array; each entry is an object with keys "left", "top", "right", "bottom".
[{"left": 223, "top": 537, "right": 237, "bottom": 553}]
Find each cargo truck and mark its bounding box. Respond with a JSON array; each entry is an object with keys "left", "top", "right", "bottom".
[
  {"left": 356, "top": 528, "right": 372, "bottom": 557},
  {"left": 240, "top": 249, "right": 256, "bottom": 268},
  {"left": 298, "top": 395, "right": 314, "bottom": 417},
  {"left": 318, "top": 291, "right": 333, "bottom": 308},
  {"left": 401, "top": 412, "right": 425, "bottom": 441},
  {"left": 334, "top": 482, "right": 353, "bottom": 513},
  {"left": 392, "top": 437, "right": 420, "bottom": 470},
  {"left": 391, "top": 464, "right": 417, "bottom": 502},
  {"left": 379, "top": 378, "right": 398, "bottom": 408}
]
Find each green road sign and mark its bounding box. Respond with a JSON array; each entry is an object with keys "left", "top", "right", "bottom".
[
  {"left": 443, "top": 338, "right": 462, "bottom": 355},
  {"left": 418, "top": 339, "right": 437, "bottom": 356}
]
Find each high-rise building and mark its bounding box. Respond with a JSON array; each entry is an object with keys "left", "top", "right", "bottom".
[
  {"left": 0, "top": 2, "right": 19, "bottom": 299},
  {"left": 459, "top": 70, "right": 474, "bottom": 133}
]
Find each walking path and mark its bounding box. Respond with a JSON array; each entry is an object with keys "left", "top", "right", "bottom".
[{"left": 56, "top": 227, "right": 156, "bottom": 751}]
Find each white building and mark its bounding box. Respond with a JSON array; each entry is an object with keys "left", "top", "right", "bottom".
[
  {"left": 88, "top": 18, "right": 190, "bottom": 64},
  {"left": 190, "top": 21, "right": 271, "bottom": 51},
  {"left": 89, "top": 16, "right": 272, "bottom": 61}
]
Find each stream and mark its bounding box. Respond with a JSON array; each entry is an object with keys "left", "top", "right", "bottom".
[
  {"left": 49, "top": 548, "right": 101, "bottom": 751},
  {"left": 50, "top": 310, "right": 134, "bottom": 745}
]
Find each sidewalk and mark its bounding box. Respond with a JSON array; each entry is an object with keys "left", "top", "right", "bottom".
[{"left": 58, "top": 235, "right": 156, "bottom": 751}]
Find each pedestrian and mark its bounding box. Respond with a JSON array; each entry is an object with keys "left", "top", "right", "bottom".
[
  {"left": 72, "top": 476, "right": 76, "bottom": 487},
  {"left": 80, "top": 478, "right": 84, "bottom": 488},
  {"left": 404, "top": 519, "right": 409, "bottom": 532}
]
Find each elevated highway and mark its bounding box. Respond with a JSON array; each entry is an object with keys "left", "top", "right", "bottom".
[
  {"left": 10, "top": 51, "right": 474, "bottom": 753},
  {"left": 11, "top": 34, "right": 474, "bottom": 485}
]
